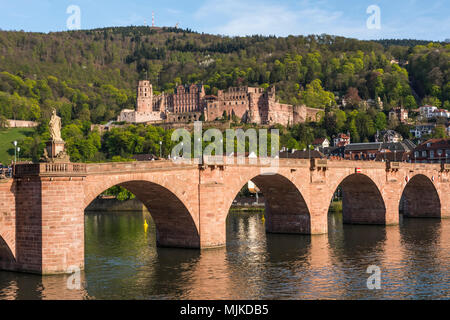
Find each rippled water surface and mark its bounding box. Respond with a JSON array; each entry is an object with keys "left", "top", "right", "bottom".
[{"left": 0, "top": 211, "right": 449, "bottom": 300}]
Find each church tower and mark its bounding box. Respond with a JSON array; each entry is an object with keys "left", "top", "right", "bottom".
[{"left": 136, "top": 80, "right": 153, "bottom": 113}]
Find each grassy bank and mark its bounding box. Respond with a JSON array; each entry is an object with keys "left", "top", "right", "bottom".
[
  {"left": 229, "top": 207, "right": 265, "bottom": 213},
  {"left": 329, "top": 200, "right": 343, "bottom": 213},
  {"left": 0, "top": 128, "right": 34, "bottom": 164}
]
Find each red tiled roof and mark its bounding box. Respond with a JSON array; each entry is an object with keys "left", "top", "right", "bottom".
[{"left": 312, "top": 138, "right": 327, "bottom": 145}]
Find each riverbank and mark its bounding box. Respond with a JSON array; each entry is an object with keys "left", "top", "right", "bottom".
[
  {"left": 86, "top": 197, "right": 266, "bottom": 212},
  {"left": 85, "top": 198, "right": 146, "bottom": 212},
  {"left": 329, "top": 200, "right": 343, "bottom": 213}
]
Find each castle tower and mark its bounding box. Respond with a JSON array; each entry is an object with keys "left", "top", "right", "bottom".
[
  {"left": 136, "top": 80, "right": 153, "bottom": 113},
  {"left": 248, "top": 92, "right": 261, "bottom": 124}
]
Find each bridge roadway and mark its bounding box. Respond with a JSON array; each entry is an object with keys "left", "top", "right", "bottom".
[{"left": 0, "top": 158, "right": 449, "bottom": 274}]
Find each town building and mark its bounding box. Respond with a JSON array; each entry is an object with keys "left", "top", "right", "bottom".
[
  {"left": 344, "top": 140, "right": 415, "bottom": 161},
  {"left": 430, "top": 109, "right": 450, "bottom": 119},
  {"left": 375, "top": 130, "right": 403, "bottom": 143},
  {"left": 410, "top": 139, "right": 450, "bottom": 163},
  {"left": 333, "top": 133, "right": 351, "bottom": 147},
  {"left": 118, "top": 81, "right": 322, "bottom": 126},
  {"left": 389, "top": 107, "right": 409, "bottom": 123},
  {"left": 323, "top": 146, "right": 346, "bottom": 159},
  {"left": 419, "top": 105, "right": 438, "bottom": 119},
  {"left": 410, "top": 124, "right": 437, "bottom": 139},
  {"left": 312, "top": 138, "right": 330, "bottom": 150}
]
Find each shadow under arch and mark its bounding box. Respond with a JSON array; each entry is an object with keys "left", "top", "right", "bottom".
[
  {"left": 400, "top": 174, "right": 441, "bottom": 218},
  {"left": 333, "top": 173, "right": 386, "bottom": 225},
  {"left": 85, "top": 180, "right": 200, "bottom": 249},
  {"left": 229, "top": 173, "right": 311, "bottom": 234}
]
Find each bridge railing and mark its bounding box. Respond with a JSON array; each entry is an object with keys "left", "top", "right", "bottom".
[{"left": 13, "top": 163, "right": 87, "bottom": 177}]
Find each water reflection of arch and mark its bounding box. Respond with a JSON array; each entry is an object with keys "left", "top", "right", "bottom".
[
  {"left": 327, "top": 223, "right": 386, "bottom": 298},
  {"left": 398, "top": 218, "right": 445, "bottom": 298},
  {"left": 0, "top": 271, "right": 88, "bottom": 300},
  {"left": 134, "top": 247, "right": 202, "bottom": 299},
  {"left": 225, "top": 212, "right": 268, "bottom": 299},
  {"left": 262, "top": 233, "right": 312, "bottom": 299},
  {"left": 84, "top": 210, "right": 202, "bottom": 299}
]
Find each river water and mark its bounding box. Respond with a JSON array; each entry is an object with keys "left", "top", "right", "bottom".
[{"left": 0, "top": 211, "right": 449, "bottom": 300}]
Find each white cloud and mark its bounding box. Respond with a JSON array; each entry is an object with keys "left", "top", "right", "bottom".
[
  {"left": 194, "top": 0, "right": 448, "bottom": 40},
  {"left": 195, "top": 0, "right": 348, "bottom": 37}
]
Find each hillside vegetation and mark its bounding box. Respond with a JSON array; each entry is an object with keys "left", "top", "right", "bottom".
[{"left": 0, "top": 27, "right": 448, "bottom": 162}]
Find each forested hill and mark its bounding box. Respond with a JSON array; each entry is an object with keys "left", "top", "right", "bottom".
[{"left": 0, "top": 26, "right": 449, "bottom": 126}]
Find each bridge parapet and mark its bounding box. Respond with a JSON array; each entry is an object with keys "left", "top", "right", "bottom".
[
  {"left": 85, "top": 160, "right": 197, "bottom": 175},
  {"left": 392, "top": 162, "right": 442, "bottom": 171},
  {"left": 325, "top": 160, "right": 386, "bottom": 169},
  {"left": 13, "top": 162, "right": 87, "bottom": 177}
]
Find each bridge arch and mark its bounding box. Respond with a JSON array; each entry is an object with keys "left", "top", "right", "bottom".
[
  {"left": 225, "top": 172, "right": 311, "bottom": 234},
  {"left": 85, "top": 177, "right": 200, "bottom": 248},
  {"left": 400, "top": 174, "right": 441, "bottom": 218},
  {"left": 328, "top": 173, "right": 387, "bottom": 225},
  {"left": 0, "top": 235, "right": 15, "bottom": 264}
]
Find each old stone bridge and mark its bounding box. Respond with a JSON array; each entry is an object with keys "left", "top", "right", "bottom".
[{"left": 0, "top": 158, "right": 449, "bottom": 274}]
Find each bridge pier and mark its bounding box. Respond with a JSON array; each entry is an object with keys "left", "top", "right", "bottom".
[
  {"left": 198, "top": 182, "right": 227, "bottom": 248},
  {"left": 13, "top": 176, "right": 85, "bottom": 274},
  {"left": 441, "top": 183, "right": 450, "bottom": 219}
]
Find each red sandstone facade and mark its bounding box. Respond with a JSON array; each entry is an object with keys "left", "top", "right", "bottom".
[
  {"left": 118, "top": 81, "right": 322, "bottom": 126},
  {"left": 0, "top": 159, "right": 449, "bottom": 274}
]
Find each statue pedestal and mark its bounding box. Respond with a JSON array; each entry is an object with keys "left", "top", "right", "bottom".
[{"left": 43, "top": 140, "right": 70, "bottom": 163}]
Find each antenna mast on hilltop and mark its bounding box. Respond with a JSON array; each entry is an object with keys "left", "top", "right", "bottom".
[{"left": 152, "top": 11, "right": 155, "bottom": 27}]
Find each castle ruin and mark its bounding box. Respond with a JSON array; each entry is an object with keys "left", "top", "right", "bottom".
[{"left": 118, "top": 81, "right": 322, "bottom": 126}]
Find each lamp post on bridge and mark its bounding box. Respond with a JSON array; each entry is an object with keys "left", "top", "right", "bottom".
[
  {"left": 13, "top": 140, "right": 17, "bottom": 164},
  {"left": 17, "top": 147, "right": 20, "bottom": 163},
  {"left": 159, "top": 141, "right": 162, "bottom": 159}
]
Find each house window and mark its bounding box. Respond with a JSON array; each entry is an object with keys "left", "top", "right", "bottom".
[
  {"left": 430, "top": 151, "right": 434, "bottom": 158},
  {"left": 422, "top": 151, "right": 427, "bottom": 157},
  {"left": 415, "top": 151, "right": 419, "bottom": 158}
]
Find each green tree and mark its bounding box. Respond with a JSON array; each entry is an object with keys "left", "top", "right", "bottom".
[
  {"left": 299, "top": 79, "right": 335, "bottom": 109},
  {"left": 374, "top": 112, "right": 387, "bottom": 131}
]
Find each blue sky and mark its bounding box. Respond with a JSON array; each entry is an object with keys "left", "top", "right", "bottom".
[{"left": 0, "top": 0, "right": 448, "bottom": 41}]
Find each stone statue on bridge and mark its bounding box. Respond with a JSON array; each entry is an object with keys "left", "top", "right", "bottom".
[
  {"left": 41, "top": 109, "right": 70, "bottom": 163},
  {"left": 49, "top": 109, "right": 62, "bottom": 142}
]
